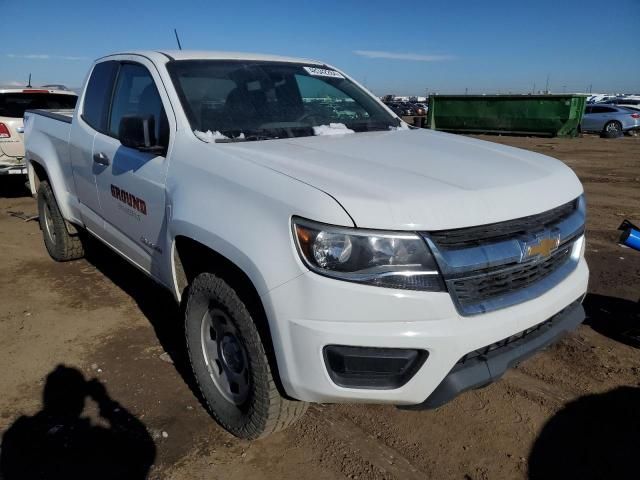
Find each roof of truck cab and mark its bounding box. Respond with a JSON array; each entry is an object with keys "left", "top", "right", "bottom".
[{"left": 102, "top": 50, "right": 325, "bottom": 65}]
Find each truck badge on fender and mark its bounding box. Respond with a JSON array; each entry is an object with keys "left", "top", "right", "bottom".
[{"left": 111, "top": 185, "right": 147, "bottom": 215}]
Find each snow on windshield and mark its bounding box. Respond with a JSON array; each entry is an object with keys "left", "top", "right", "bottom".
[
  {"left": 195, "top": 130, "right": 247, "bottom": 143},
  {"left": 194, "top": 130, "right": 228, "bottom": 142},
  {"left": 312, "top": 123, "right": 355, "bottom": 136}
]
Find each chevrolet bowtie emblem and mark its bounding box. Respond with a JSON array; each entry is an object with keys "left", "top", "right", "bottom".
[{"left": 522, "top": 233, "right": 561, "bottom": 260}]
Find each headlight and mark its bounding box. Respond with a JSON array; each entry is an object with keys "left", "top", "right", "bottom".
[{"left": 292, "top": 217, "right": 444, "bottom": 291}]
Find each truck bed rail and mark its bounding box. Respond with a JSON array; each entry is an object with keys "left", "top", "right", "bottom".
[{"left": 25, "top": 109, "right": 74, "bottom": 124}]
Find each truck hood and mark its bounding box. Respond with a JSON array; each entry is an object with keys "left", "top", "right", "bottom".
[{"left": 225, "top": 129, "right": 583, "bottom": 230}]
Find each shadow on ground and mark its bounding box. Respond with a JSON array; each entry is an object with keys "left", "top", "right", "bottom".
[
  {"left": 0, "top": 177, "right": 30, "bottom": 198},
  {"left": 583, "top": 293, "right": 640, "bottom": 348},
  {"left": 80, "top": 238, "right": 196, "bottom": 391},
  {"left": 0, "top": 365, "right": 156, "bottom": 480},
  {"left": 528, "top": 386, "right": 640, "bottom": 479}
]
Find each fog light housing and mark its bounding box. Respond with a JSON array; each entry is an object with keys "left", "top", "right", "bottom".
[{"left": 323, "top": 345, "right": 428, "bottom": 389}]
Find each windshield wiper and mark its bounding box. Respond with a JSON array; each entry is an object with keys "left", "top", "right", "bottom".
[
  {"left": 212, "top": 122, "right": 400, "bottom": 142},
  {"left": 214, "top": 128, "right": 283, "bottom": 143},
  {"left": 215, "top": 125, "right": 317, "bottom": 142},
  {"left": 347, "top": 121, "right": 395, "bottom": 132},
  {"left": 215, "top": 134, "right": 274, "bottom": 143}
]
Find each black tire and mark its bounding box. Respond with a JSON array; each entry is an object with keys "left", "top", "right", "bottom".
[
  {"left": 602, "top": 121, "right": 623, "bottom": 138},
  {"left": 185, "top": 272, "right": 307, "bottom": 439},
  {"left": 37, "top": 180, "right": 84, "bottom": 261}
]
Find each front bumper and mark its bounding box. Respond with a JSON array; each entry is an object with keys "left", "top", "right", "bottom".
[
  {"left": 401, "top": 299, "right": 584, "bottom": 409},
  {"left": 262, "top": 256, "right": 588, "bottom": 405}
]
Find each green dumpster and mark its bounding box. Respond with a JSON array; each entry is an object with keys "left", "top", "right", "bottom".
[{"left": 427, "top": 94, "right": 587, "bottom": 137}]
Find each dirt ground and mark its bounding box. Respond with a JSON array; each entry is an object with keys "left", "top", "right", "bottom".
[{"left": 0, "top": 135, "right": 638, "bottom": 480}]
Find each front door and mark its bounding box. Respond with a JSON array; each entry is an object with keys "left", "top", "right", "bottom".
[{"left": 92, "top": 61, "right": 172, "bottom": 275}]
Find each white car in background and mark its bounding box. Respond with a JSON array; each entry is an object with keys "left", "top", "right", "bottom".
[{"left": 0, "top": 88, "right": 77, "bottom": 175}]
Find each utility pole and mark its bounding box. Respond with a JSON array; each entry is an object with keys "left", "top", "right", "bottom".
[
  {"left": 589, "top": 84, "right": 592, "bottom": 94},
  {"left": 532, "top": 82, "right": 536, "bottom": 94},
  {"left": 545, "top": 74, "right": 550, "bottom": 93},
  {"left": 27, "top": 73, "right": 32, "bottom": 88}
]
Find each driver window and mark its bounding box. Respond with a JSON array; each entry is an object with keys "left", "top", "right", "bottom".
[{"left": 109, "top": 63, "right": 169, "bottom": 147}]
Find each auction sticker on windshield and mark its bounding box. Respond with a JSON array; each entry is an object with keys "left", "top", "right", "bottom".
[{"left": 303, "top": 66, "right": 345, "bottom": 79}]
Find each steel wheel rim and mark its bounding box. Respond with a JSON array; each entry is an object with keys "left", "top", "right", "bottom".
[
  {"left": 43, "top": 203, "right": 56, "bottom": 245},
  {"left": 200, "top": 307, "right": 251, "bottom": 405}
]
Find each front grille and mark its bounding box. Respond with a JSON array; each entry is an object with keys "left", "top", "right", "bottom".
[
  {"left": 430, "top": 199, "right": 578, "bottom": 249},
  {"left": 451, "top": 245, "right": 572, "bottom": 308},
  {"left": 424, "top": 196, "right": 584, "bottom": 315}
]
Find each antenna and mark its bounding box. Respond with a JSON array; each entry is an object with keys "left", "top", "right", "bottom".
[
  {"left": 174, "top": 29, "right": 183, "bottom": 50},
  {"left": 27, "top": 73, "right": 32, "bottom": 88}
]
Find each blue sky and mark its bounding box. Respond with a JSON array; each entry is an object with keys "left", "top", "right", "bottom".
[{"left": 2, "top": 0, "right": 639, "bottom": 94}]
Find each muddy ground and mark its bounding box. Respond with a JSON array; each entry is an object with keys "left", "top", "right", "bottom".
[{"left": 0, "top": 135, "right": 638, "bottom": 480}]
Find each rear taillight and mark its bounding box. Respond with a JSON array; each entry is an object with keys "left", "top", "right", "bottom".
[
  {"left": 631, "top": 113, "right": 640, "bottom": 119},
  {"left": 0, "top": 123, "right": 10, "bottom": 138}
]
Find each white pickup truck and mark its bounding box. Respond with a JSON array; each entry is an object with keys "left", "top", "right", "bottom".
[{"left": 24, "top": 50, "right": 588, "bottom": 439}]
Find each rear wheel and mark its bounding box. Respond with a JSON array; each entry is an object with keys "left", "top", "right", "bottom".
[
  {"left": 37, "top": 180, "right": 84, "bottom": 261},
  {"left": 185, "top": 272, "right": 307, "bottom": 439},
  {"left": 602, "top": 120, "right": 623, "bottom": 138}
]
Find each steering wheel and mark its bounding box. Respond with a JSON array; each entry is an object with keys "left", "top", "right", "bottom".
[{"left": 296, "top": 112, "right": 323, "bottom": 124}]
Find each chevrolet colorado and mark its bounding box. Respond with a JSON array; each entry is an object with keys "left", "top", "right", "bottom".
[{"left": 23, "top": 51, "right": 588, "bottom": 439}]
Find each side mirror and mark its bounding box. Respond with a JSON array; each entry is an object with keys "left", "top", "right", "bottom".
[{"left": 118, "top": 115, "right": 165, "bottom": 154}]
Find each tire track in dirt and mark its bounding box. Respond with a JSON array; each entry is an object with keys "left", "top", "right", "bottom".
[{"left": 298, "top": 405, "right": 427, "bottom": 480}]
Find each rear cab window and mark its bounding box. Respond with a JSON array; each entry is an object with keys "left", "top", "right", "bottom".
[
  {"left": 0, "top": 92, "right": 77, "bottom": 118},
  {"left": 82, "top": 61, "right": 119, "bottom": 131}
]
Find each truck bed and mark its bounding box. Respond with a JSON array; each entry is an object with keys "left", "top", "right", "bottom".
[{"left": 24, "top": 108, "right": 76, "bottom": 201}]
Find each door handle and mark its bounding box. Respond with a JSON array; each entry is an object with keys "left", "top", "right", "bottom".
[{"left": 93, "top": 152, "right": 110, "bottom": 166}]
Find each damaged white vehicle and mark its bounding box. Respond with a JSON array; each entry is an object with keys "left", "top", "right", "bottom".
[
  {"left": 24, "top": 51, "right": 588, "bottom": 439},
  {"left": 0, "top": 87, "right": 76, "bottom": 175}
]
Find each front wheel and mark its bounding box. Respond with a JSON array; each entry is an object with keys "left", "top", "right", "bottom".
[
  {"left": 185, "top": 273, "right": 307, "bottom": 439},
  {"left": 37, "top": 180, "right": 84, "bottom": 261}
]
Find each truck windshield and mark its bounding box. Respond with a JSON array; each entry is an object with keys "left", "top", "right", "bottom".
[
  {"left": 167, "top": 60, "right": 401, "bottom": 142},
  {"left": 0, "top": 92, "right": 77, "bottom": 118}
]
